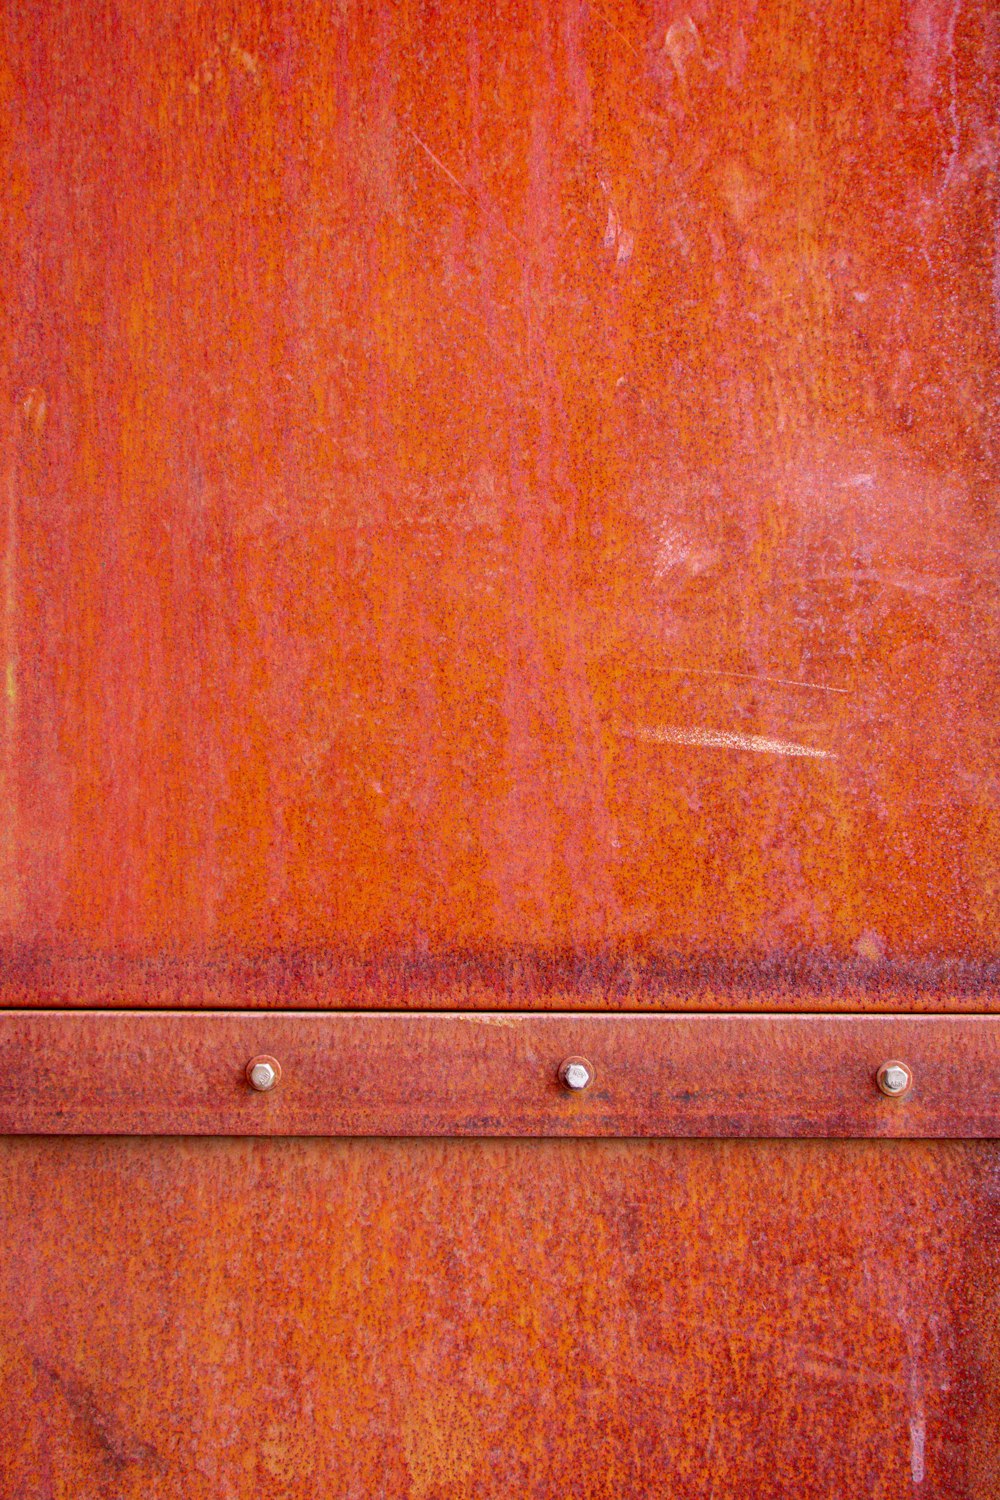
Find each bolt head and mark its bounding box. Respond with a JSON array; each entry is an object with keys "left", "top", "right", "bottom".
[
  {"left": 247, "top": 1056, "right": 281, "bottom": 1092},
  {"left": 877, "top": 1060, "right": 912, "bottom": 1098},
  {"left": 559, "top": 1057, "right": 594, "bottom": 1091}
]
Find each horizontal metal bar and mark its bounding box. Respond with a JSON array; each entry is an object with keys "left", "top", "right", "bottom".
[{"left": 0, "top": 1011, "right": 998, "bottom": 1137}]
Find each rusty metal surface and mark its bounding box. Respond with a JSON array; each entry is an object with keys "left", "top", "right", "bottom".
[
  {"left": 1, "top": 0, "right": 998, "bottom": 1003},
  {"left": 3, "top": 1009, "right": 1000, "bottom": 1136},
  {"left": 1, "top": 947, "right": 999, "bottom": 1012},
  {"left": 0, "top": 1134, "right": 996, "bottom": 1495},
  {"left": 3, "top": 5, "right": 998, "bottom": 1492}
]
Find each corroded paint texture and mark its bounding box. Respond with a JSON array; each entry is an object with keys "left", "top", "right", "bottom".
[
  {"left": 1, "top": 0, "right": 998, "bottom": 1002},
  {"left": 3, "top": 8, "right": 999, "bottom": 1493},
  {"left": 4, "top": 1009, "right": 1000, "bottom": 1136},
  {"left": 0, "top": 1136, "right": 997, "bottom": 1496}
]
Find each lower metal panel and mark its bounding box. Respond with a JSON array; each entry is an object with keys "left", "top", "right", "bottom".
[{"left": 2, "top": 1135, "right": 997, "bottom": 1497}]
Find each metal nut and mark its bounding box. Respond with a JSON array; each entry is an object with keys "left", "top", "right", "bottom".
[
  {"left": 559, "top": 1057, "right": 594, "bottom": 1091},
  {"left": 246, "top": 1055, "right": 281, "bottom": 1092},
  {"left": 876, "top": 1060, "right": 912, "bottom": 1098}
]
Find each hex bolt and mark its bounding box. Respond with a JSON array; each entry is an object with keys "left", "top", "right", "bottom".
[
  {"left": 876, "top": 1060, "right": 912, "bottom": 1098},
  {"left": 559, "top": 1057, "right": 595, "bottom": 1091},
  {"left": 246, "top": 1055, "right": 281, "bottom": 1092}
]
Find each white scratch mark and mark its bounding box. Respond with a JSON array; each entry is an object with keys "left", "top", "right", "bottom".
[
  {"left": 941, "top": 0, "right": 963, "bottom": 194},
  {"left": 620, "top": 725, "right": 834, "bottom": 759},
  {"left": 408, "top": 126, "right": 526, "bottom": 251},
  {"left": 797, "top": 1353, "right": 902, "bottom": 1391},
  {"left": 408, "top": 128, "right": 468, "bottom": 197},
  {"left": 910, "top": 1415, "right": 926, "bottom": 1484},
  {"left": 651, "top": 665, "right": 849, "bottom": 695},
  {"left": 903, "top": 1313, "right": 927, "bottom": 1485},
  {"left": 664, "top": 15, "right": 702, "bottom": 96},
  {"left": 599, "top": 177, "right": 635, "bottom": 266}
]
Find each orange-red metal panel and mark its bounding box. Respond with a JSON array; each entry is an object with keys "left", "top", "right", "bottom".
[
  {"left": 2, "top": 3, "right": 998, "bottom": 1495},
  {"left": 3, "top": 1009, "right": 1000, "bottom": 1136},
  {"left": 0, "top": 1135, "right": 998, "bottom": 1496},
  {"left": 1, "top": 0, "right": 998, "bottom": 1004}
]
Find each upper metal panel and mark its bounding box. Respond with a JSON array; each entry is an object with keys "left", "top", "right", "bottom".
[{"left": 1, "top": 0, "right": 998, "bottom": 1004}]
